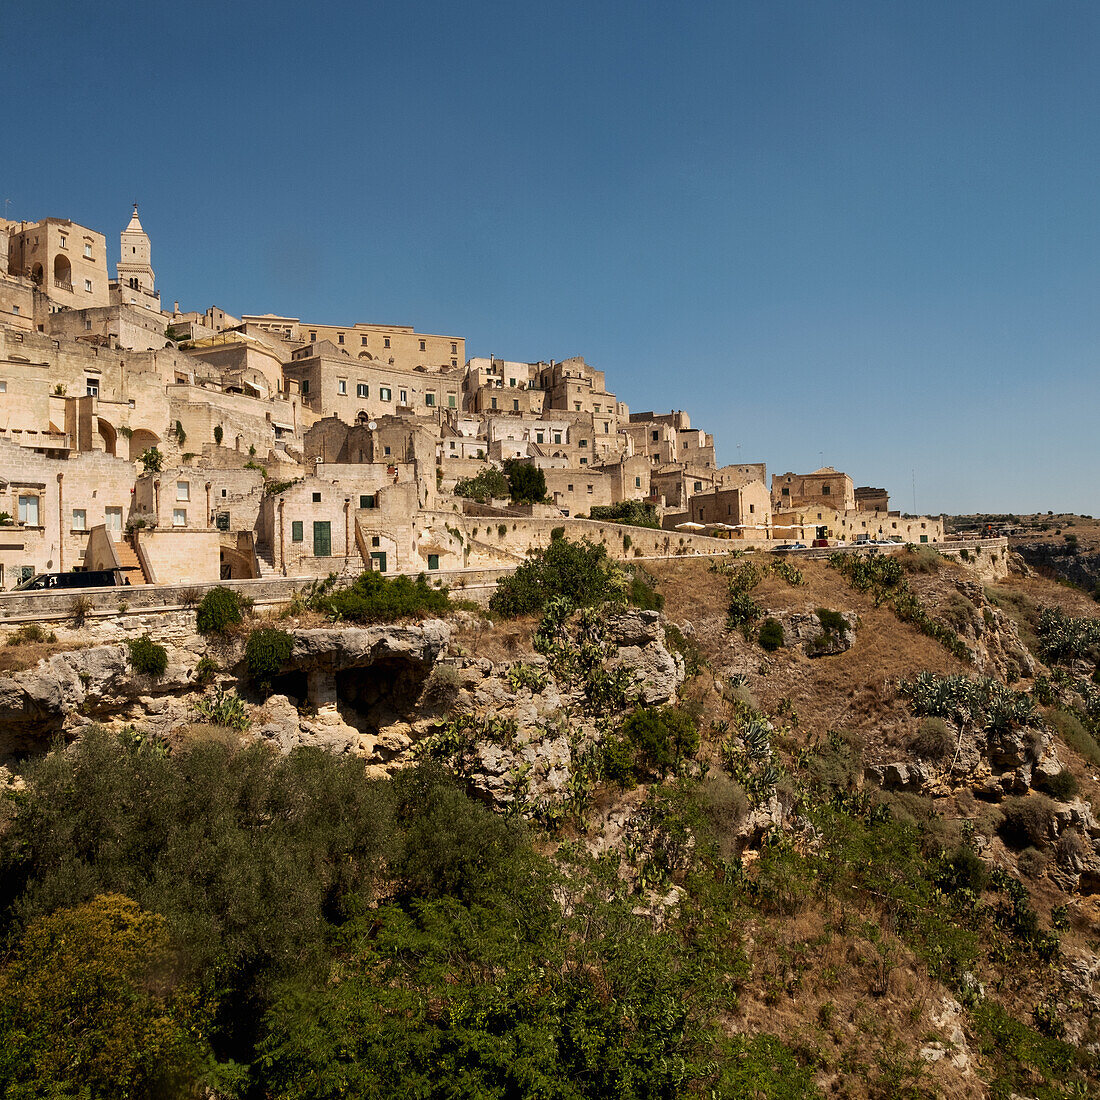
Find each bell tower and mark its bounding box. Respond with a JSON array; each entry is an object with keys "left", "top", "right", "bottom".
[{"left": 116, "top": 203, "right": 155, "bottom": 295}]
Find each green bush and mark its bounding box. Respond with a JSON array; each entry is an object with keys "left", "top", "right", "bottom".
[
  {"left": 1048, "top": 708, "right": 1100, "bottom": 767},
  {"left": 7, "top": 624, "right": 56, "bottom": 646},
  {"left": 490, "top": 537, "right": 626, "bottom": 618},
  {"left": 599, "top": 735, "right": 637, "bottom": 788},
  {"left": 909, "top": 717, "right": 955, "bottom": 761},
  {"left": 453, "top": 466, "right": 508, "bottom": 504},
  {"left": 627, "top": 573, "right": 664, "bottom": 611},
  {"left": 1033, "top": 767, "right": 1079, "bottom": 802},
  {"left": 193, "top": 688, "right": 251, "bottom": 731},
  {"left": 999, "top": 795, "right": 1057, "bottom": 850},
  {"left": 503, "top": 458, "right": 547, "bottom": 504},
  {"left": 195, "top": 586, "right": 245, "bottom": 635},
  {"left": 622, "top": 705, "right": 699, "bottom": 776},
  {"left": 127, "top": 635, "right": 168, "bottom": 677},
  {"left": 758, "top": 617, "right": 785, "bottom": 651},
  {"left": 139, "top": 447, "right": 163, "bottom": 473},
  {"left": 310, "top": 571, "right": 450, "bottom": 624},
  {"left": 246, "top": 628, "right": 294, "bottom": 689},
  {"left": 816, "top": 607, "right": 849, "bottom": 636},
  {"left": 588, "top": 501, "right": 661, "bottom": 528}
]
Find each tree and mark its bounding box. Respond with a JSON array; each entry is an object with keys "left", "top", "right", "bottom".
[
  {"left": 213, "top": 424, "right": 223, "bottom": 445},
  {"left": 454, "top": 466, "right": 508, "bottom": 504},
  {"left": 0, "top": 894, "right": 212, "bottom": 1097},
  {"left": 504, "top": 459, "right": 547, "bottom": 504}
]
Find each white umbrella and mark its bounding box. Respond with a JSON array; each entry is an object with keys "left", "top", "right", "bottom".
[{"left": 675, "top": 522, "right": 706, "bottom": 530}]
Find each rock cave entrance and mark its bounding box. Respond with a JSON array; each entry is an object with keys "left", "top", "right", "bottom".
[
  {"left": 333, "top": 656, "right": 431, "bottom": 730},
  {"left": 269, "top": 668, "right": 309, "bottom": 705}
]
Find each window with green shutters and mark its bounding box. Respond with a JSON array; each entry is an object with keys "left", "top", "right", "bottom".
[
  {"left": 291, "top": 521, "right": 303, "bottom": 542},
  {"left": 360, "top": 494, "right": 375, "bottom": 509},
  {"left": 427, "top": 554, "right": 439, "bottom": 570}
]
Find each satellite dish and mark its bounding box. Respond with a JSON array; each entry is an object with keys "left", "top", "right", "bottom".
[{"left": 367, "top": 421, "right": 377, "bottom": 430}]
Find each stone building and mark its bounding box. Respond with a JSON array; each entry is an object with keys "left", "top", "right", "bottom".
[
  {"left": 112, "top": 205, "right": 160, "bottom": 312},
  {"left": 663, "top": 480, "right": 772, "bottom": 537},
  {"left": 5, "top": 218, "right": 111, "bottom": 311},
  {"left": 771, "top": 467, "right": 856, "bottom": 512}
]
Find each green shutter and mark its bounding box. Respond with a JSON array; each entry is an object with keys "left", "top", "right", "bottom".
[
  {"left": 291, "top": 520, "right": 303, "bottom": 542},
  {"left": 427, "top": 554, "right": 439, "bottom": 570}
]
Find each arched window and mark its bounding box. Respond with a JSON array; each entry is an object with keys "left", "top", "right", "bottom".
[{"left": 53, "top": 254, "right": 72, "bottom": 290}]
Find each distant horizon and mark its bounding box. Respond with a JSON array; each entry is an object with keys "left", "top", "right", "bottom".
[{"left": 5, "top": 0, "right": 1098, "bottom": 516}]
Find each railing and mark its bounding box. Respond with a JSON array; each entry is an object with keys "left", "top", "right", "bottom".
[{"left": 54, "top": 279, "right": 73, "bottom": 292}]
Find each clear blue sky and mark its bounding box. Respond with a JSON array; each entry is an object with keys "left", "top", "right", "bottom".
[{"left": 6, "top": 1, "right": 1099, "bottom": 515}]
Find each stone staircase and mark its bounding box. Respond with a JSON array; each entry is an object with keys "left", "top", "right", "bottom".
[
  {"left": 255, "top": 547, "right": 280, "bottom": 578},
  {"left": 113, "top": 534, "right": 150, "bottom": 585}
]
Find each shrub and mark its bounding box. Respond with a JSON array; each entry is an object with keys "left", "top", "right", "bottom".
[
  {"left": 550, "top": 526, "right": 565, "bottom": 541},
  {"left": 627, "top": 573, "right": 664, "bottom": 611},
  {"left": 1017, "top": 846, "right": 1048, "bottom": 880},
  {"left": 758, "top": 617, "right": 785, "bottom": 651},
  {"left": 453, "top": 467, "right": 508, "bottom": 504},
  {"left": 816, "top": 607, "right": 849, "bottom": 636},
  {"left": 622, "top": 705, "right": 699, "bottom": 776},
  {"left": 193, "top": 688, "right": 251, "bottom": 730},
  {"left": 599, "top": 735, "right": 637, "bottom": 788},
  {"left": 898, "top": 545, "right": 942, "bottom": 574},
  {"left": 71, "top": 593, "right": 95, "bottom": 626},
  {"left": 311, "top": 571, "right": 450, "bottom": 624},
  {"left": 195, "top": 586, "right": 245, "bottom": 635},
  {"left": 726, "top": 590, "right": 761, "bottom": 631},
  {"left": 999, "top": 795, "right": 1057, "bottom": 850},
  {"left": 1048, "top": 708, "right": 1100, "bottom": 767},
  {"left": 213, "top": 424, "right": 223, "bottom": 445},
  {"left": 193, "top": 656, "right": 219, "bottom": 687},
  {"left": 503, "top": 459, "right": 547, "bottom": 504},
  {"left": 139, "top": 447, "right": 163, "bottom": 473},
  {"left": 490, "top": 537, "right": 626, "bottom": 618},
  {"left": 588, "top": 501, "right": 661, "bottom": 528},
  {"left": 909, "top": 717, "right": 955, "bottom": 761},
  {"left": 1033, "top": 767, "right": 1078, "bottom": 802},
  {"left": 127, "top": 635, "right": 168, "bottom": 677},
  {"left": 245, "top": 628, "right": 294, "bottom": 689},
  {"left": 6, "top": 623, "right": 56, "bottom": 646}
]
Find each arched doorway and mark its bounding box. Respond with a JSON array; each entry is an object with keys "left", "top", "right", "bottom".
[
  {"left": 97, "top": 419, "right": 117, "bottom": 456},
  {"left": 128, "top": 428, "right": 160, "bottom": 461},
  {"left": 53, "top": 254, "right": 72, "bottom": 291},
  {"left": 30, "top": 263, "right": 43, "bottom": 286}
]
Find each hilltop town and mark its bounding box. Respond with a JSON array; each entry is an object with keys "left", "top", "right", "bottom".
[{"left": 0, "top": 205, "right": 944, "bottom": 589}]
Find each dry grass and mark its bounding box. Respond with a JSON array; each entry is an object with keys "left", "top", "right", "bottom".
[{"left": 0, "top": 638, "right": 90, "bottom": 674}]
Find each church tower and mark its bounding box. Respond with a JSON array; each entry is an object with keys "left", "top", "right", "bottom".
[{"left": 116, "top": 204, "right": 155, "bottom": 295}]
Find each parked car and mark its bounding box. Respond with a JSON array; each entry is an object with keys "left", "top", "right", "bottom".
[
  {"left": 11, "top": 569, "right": 119, "bottom": 592},
  {"left": 811, "top": 538, "right": 830, "bottom": 548}
]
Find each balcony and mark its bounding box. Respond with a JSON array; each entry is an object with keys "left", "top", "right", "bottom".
[{"left": 54, "top": 279, "right": 73, "bottom": 292}]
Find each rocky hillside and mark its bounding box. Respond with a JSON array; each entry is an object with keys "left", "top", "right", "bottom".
[{"left": 2, "top": 543, "right": 1100, "bottom": 1098}]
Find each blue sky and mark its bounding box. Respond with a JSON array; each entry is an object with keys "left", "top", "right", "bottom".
[{"left": 5, "top": 1, "right": 1099, "bottom": 515}]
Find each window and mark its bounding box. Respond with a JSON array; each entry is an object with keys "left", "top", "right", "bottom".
[
  {"left": 749, "top": 504, "right": 755, "bottom": 514},
  {"left": 17, "top": 495, "right": 39, "bottom": 525},
  {"left": 593, "top": 405, "right": 600, "bottom": 413},
  {"left": 451, "top": 359, "right": 457, "bottom": 367},
  {"left": 84, "top": 320, "right": 92, "bottom": 331},
  {"left": 491, "top": 397, "right": 497, "bottom": 410},
  {"left": 10, "top": 306, "right": 16, "bottom": 315},
  {"left": 215, "top": 512, "right": 230, "bottom": 531},
  {"left": 634, "top": 477, "right": 641, "bottom": 488},
  {"left": 425, "top": 392, "right": 435, "bottom": 406},
  {"left": 361, "top": 336, "right": 368, "bottom": 346},
  {"left": 567, "top": 484, "right": 574, "bottom": 492},
  {"left": 384, "top": 337, "right": 390, "bottom": 348},
  {"left": 651, "top": 431, "right": 659, "bottom": 441},
  {"left": 512, "top": 399, "right": 519, "bottom": 411},
  {"left": 176, "top": 481, "right": 190, "bottom": 501},
  {"left": 603, "top": 422, "right": 609, "bottom": 432},
  {"left": 84, "top": 279, "right": 92, "bottom": 293},
  {"left": 694, "top": 481, "right": 702, "bottom": 491},
  {"left": 292, "top": 521, "right": 303, "bottom": 542},
  {"left": 380, "top": 387, "right": 391, "bottom": 401},
  {"left": 221, "top": 488, "right": 227, "bottom": 497},
  {"left": 86, "top": 377, "right": 99, "bottom": 397},
  {"left": 822, "top": 485, "right": 830, "bottom": 495},
  {"left": 587, "top": 484, "right": 593, "bottom": 494},
  {"left": 337, "top": 333, "right": 345, "bottom": 345},
  {"left": 301, "top": 379, "right": 310, "bottom": 395},
  {"left": 553, "top": 432, "right": 562, "bottom": 444},
  {"left": 580, "top": 457, "right": 588, "bottom": 465},
  {"left": 357, "top": 383, "right": 368, "bottom": 398},
  {"left": 383, "top": 446, "right": 391, "bottom": 456},
  {"left": 83, "top": 243, "right": 92, "bottom": 258},
  {"left": 419, "top": 340, "right": 426, "bottom": 352},
  {"left": 509, "top": 378, "right": 515, "bottom": 387},
  {"left": 448, "top": 394, "right": 456, "bottom": 408},
  {"left": 427, "top": 554, "right": 439, "bottom": 570},
  {"left": 72, "top": 508, "right": 86, "bottom": 531},
  {"left": 310, "top": 331, "right": 317, "bottom": 341},
  {"left": 579, "top": 439, "right": 588, "bottom": 448},
  {"left": 399, "top": 389, "right": 408, "bottom": 404},
  {"left": 536, "top": 432, "right": 544, "bottom": 444},
  {"left": 371, "top": 535, "right": 380, "bottom": 548},
  {"left": 574, "top": 402, "right": 581, "bottom": 411},
  {"left": 781, "top": 487, "right": 789, "bottom": 496},
  {"left": 336, "top": 379, "right": 346, "bottom": 395},
  {"left": 312, "top": 491, "right": 321, "bottom": 503},
  {"left": 105, "top": 507, "right": 122, "bottom": 532},
  {"left": 59, "top": 235, "right": 67, "bottom": 249},
  {"left": 451, "top": 342, "right": 457, "bottom": 354},
  {"left": 360, "top": 494, "right": 375, "bottom": 509},
  {"left": 173, "top": 508, "right": 187, "bottom": 527},
  {"left": 0, "top": 381, "right": 6, "bottom": 392}
]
